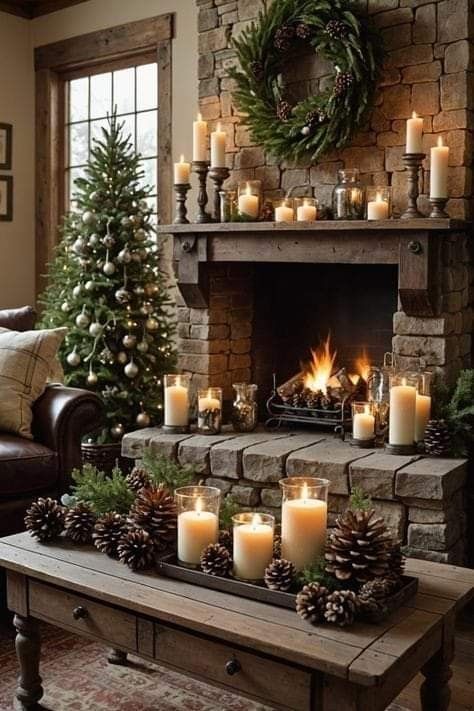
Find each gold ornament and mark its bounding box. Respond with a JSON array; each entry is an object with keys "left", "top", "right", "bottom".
[
  {"left": 145, "top": 317, "right": 159, "bottom": 331},
  {"left": 117, "top": 351, "right": 128, "bottom": 364},
  {"left": 144, "top": 282, "right": 159, "bottom": 297},
  {"left": 136, "top": 411, "right": 151, "bottom": 427},
  {"left": 122, "top": 334, "right": 137, "bottom": 349},
  {"left": 111, "top": 423, "right": 125, "bottom": 439},
  {"left": 87, "top": 370, "right": 98, "bottom": 386}
]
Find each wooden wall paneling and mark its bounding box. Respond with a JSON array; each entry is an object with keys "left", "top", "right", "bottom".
[{"left": 157, "top": 39, "right": 172, "bottom": 226}]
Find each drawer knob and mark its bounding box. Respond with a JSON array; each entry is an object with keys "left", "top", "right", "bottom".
[
  {"left": 72, "top": 606, "right": 88, "bottom": 620},
  {"left": 225, "top": 658, "right": 241, "bottom": 676}
]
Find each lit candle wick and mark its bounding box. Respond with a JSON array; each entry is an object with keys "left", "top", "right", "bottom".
[
  {"left": 301, "top": 482, "right": 309, "bottom": 502},
  {"left": 195, "top": 496, "right": 203, "bottom": 515},
  {"left": 251, "top": 513, "right": 262, "bottom": 530}
]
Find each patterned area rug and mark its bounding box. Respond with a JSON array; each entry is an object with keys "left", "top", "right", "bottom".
[{"left": 0, "top": 622, "right": 407, "bottom": 711}]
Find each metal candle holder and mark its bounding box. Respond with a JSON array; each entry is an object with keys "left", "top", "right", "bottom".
[
  {"left": 401, "top": 153, "right": 426, "bottom": 219},
  {"left": 429, "top": 197, "right": 449, "bottom": 219},
  {"left": 173, "top": 183, "right": 191, "bottom": 225},
  {"left": 350, "top": 436, "right": 376, "bottom": 449},
  {"left": 192, "top": 160, "right": 212, "bottom": 224},
  {"left": 209, "top": 166, "right": 230, "bottom": 222}
]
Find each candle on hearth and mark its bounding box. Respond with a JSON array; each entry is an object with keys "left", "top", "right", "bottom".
[
  {"left": 197, "top": 387, "right": 222, "bottom": 435},
  {"left": 238, "top": 182, "right": 259, "bottom": 219},
  {"left": 367, "top": 191, "right": 389, "bottom": 220},
  {"left": 406, "top": 111, "right": 424, "bottom": 154},
  {"left": 280, "top": 479, "right": 329, "bottom": 571},
  {"left": 233, "top": 513, "right": 274, "bottom": 581},
  {"left": 193, "top": 113, "right": 208, "bottom": 162},
  {"left": 178, "top": 496, "right": 219, "bottom": 566},
  {"left": 198, "top": 389, "right": 220, "bottom": 412},
  {"left": 389, "top": 374, "right": 418, "bottom": 446},
  {"left": 296, "top": 198, "right": 317, "bottom": 222},
  {"left": 174, "top": 155, "right": 191, "bottom": 185},
  {"left": 210, "top": 122, "right": 226, "bottom": 168},
  {"left": 415, "top": 393, "right": 431, "bottom": 443},
  {"left": 353, "top": 404, "right": 376, "bottom": 440},
  {"left": 430, "top": 136, "right": 449, "bottom": 199},
  {"left": 275, "top": 201, "right": 294, "bottom": 223},
  {"left": 164, "top": 374, "right": 190, "bottom": 428}
]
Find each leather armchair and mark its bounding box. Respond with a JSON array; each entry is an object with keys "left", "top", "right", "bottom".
[{"left": 0, "top": 307, "right": 104, "bottom": 536}]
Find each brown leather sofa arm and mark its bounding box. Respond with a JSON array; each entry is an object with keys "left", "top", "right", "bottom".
[{"left": 32, "top": 384, "right": 104, "bottom": 493}]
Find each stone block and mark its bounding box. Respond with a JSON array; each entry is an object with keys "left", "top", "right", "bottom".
[
  {"left": 338, "top": 147, "right": 385, "bottom": 173},
  {"left": 382, "top": 24, "right": 413, "bottom": 51},
  {"left": 381, "top": 84, "right": 412, "bottom": 119},
  {"left": 438, "top": 0, "right": 470, "bottom": 42},
  {"left": 401, "top": 61, "right": 441, "bottom": 83},
  {"left": 237, "top": 0, "right": 264, "bottom": 20},
  {"left": 441, "top": 72, "right": 471, "bottom": 111},
  {"left": 395, "top": 457, "right": 467, "bottom": 501},
  {"left": 373, "top": 7, "right": 413, "bottom": 27},
  {"left": 198, "top": 7, "right": 219, "bottom": 32},
  {"left": 413, "top": 3, "right": 436, "bottom": 44},
  {"left": 231, "top": 321, "right": 252, "bottom": 339},
  {"left": 121, "top": 427, "right": 163, "bottom": 459},
  {"left": 373, "top": 500, "right": 407, "bottom": 540},
  {"left": 433, "top": 109, "right": 472, "bottom": 132},
  {"left": 210, "top": 432, "right": 289, "bottom": 479},
  {"left": 255, "top": 166, "right": 281, "bottom": 190},
  {"left": 148, "top": 432, "right": 196, "bottom": 461},
  {"left": 369, "top": 0, "right": 398, "bottom": 12},
  {"left": 403, "top": 539, "right": 466, "bottom": 565},
  {"left": 412, "top": 82, "right": 439, "bottom": 116},
  {"left": 243, "top": 434, "right": 325, "bottom": 483},
  {"left": 282, "top": 169, "right": 310, "bottom": 192},
  {"left": 231, "top": 484, "right": 260, "bottom": 506},
  {"left": 178, "top": 433, "right": 238, "bottom": 474},
  {"left": 198, "top": 53, "right": 215, "bottom": 80},
  {"left": 205, "top": 477, "right": 233, "bottom": 495},
  {"left": 385, "top": 145, "right": 407, "bottom": 172},
  {"left": 388, "top": 44, "right": 433, "bottom": 67},
  {"left": 407, "top": 520, "right": 461, "bottom": 551},
  {"left": 349, "top": 453, "right": 420, "bottom": 500},
  {"left": 393, "top": 312, "right": 448, "bottom": 336},
  {"left": 234, "top": 146, "right": 265, "bottom": 169},
  {"left": 392, "top": 334, "right": 456, "bottom": 366},
  {"left": 198, "top": 27, "right": 230, "bottom": 54},
  {"left": 445, "top": 40, "right": 472, "bottom": 74},
  {"left": 261, "top": 488, "right": 282, "bottom": 508}
]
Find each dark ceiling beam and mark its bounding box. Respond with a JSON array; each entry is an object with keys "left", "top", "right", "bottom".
[
  {"left": 0, "top": 1, "right": 32, "bottom": 18},
  {"left": 0, "top": 0, "right": 89, "bottom": 18}
]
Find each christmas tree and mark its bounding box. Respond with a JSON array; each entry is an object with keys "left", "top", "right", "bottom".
[{"left": 39, "top": 114, "right": 175, "bottom": 443}]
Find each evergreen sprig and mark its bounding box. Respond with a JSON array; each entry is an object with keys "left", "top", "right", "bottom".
[
  {"left": 349, "top": 486, "right": 372, "bottom": 512},
  {"left": 297, "top": 558, "right": 341, "bottom": 591},
  {"left": 446, "top": 370, "right": 474, "bottom": 456},
  {"left": 220, "top": 495, "right": 240, "bottom": 530},
  {"left": 140, "top": 450, "right": 196, "bottom": 490},
  {"left": 71, "top": 463, "right": 135, "bottom": 515}
]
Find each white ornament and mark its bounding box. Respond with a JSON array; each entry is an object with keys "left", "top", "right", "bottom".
[
  {"left": 118, "top": 247, "right": 132, "bottom": 264},
  {"left": 301, "top": 126, "right": 311, "bottom": 137},
  {"left": 61, "top": 301, "right": 70, "bottom": 313},
  {"left": 115, "top": 287, "right": 130, "bottom": 304},
  {"left": 72, "top": 237, "right": 86, "bottom": 255},
  {"left": 89, "top": 322, "right": 103, "bottom": 337},
  {"left": 73, "top": 284, "right": 82, "bottom": 298},
  {"left": 121, "top": 216, "right": 131, "bottom": 228},
  {"left": 89, "top": 234, "right": 100, "bottom": 247},
  {"left": 111, "top": 423, "right": 125, "bottom": 439},
  {"left": 124, "top": 359, "right": 139, "bottom": 379},
  {"left": 75, "top": 311, "right": 90, "bottom": 329},
  {"left": 66, "top": 348, "right": 81, "bottom": 366},
  {"left": 82, "top": 211, "right": 96, "bottom": 225},
  {"left": 85, "top": 280, "right": 95, "bottom": 292},
  {"left": 103, "top": 261, "right": 115, "bottom": 276}
]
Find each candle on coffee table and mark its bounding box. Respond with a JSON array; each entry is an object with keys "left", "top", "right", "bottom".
[
  {"left": 233, "top": 513, "right": 274, "bottom": 581},
  {"left": 176, "top": 486, "right": 221, "bottom": 567},
  {"left": 280, "top": 478, "right": 329, "bottom": 571}
]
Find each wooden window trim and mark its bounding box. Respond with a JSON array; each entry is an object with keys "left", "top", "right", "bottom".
[{"left": 35, "top": 14, "right": 173, "bottom": 297}]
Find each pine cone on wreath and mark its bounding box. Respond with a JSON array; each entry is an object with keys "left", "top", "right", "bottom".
[
  {"left": 276, "top": 100, "right": 292, "bottom": 122},
  {"left": 325, "top": 19, "right": 349, "bottom": 40},
  {"left": 25, "top": 497, "right": 65, "bottom": 543},
  {"left": 296, "top": 22, "right": 312, "bottom": 40},
  {"left": 126, "top": 466, "right": 151, "bottom": 494},
  {"left": 324, "top": 589, "right": 359, "bottom": 627},
  {"left": 274, "top": 24, "right": 296, "bottom": 51},
  {"left": 325, "top": 508, "right": 391, "bottom": 583},
  {"left": 264, "top": 558, "right": 295, "bottom": 592},
  {"left": 128, "top": 485, "right": 177, "bottom": 550},
  {"left": 93, "top": 512, "right": 126, "bottom": 558},
  {"left": 250, "top": 60, "right": 265, "bottom": 82},
  {"left": 117, "top": 528, "right": 156, "bottom": 571},
  {"left": 218, "top": 529, "right": 233, "bottom": 552},
  {"left": 424, "top": 419, "right": 452, "bottom": 457},
  {"left": 200, "top": 543, "right": 232, "bottom": 577},
  {"left": 296, "top": 582, "right": 329, "bottom": 624},
  {"left": 64, "top": 502, "right": 96, "bottom": 544},
  {"left": 334, "top": 72, "right": 354, "bottom": 97}
]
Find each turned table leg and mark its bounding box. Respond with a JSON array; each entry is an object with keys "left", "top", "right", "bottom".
[
  {"left": 14, "top": 614, "right": 43, "bottom": 709},
  {"left": 420, "top": 650, "right": 453, "bottom": 711}
]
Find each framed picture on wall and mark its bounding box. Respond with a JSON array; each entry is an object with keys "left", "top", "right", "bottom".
[
  {"left": 0, "top": 123, "right": 12, "bottom": 170},
  {"left": 0, "top": 176, "right": 13, "bottom": 221}
]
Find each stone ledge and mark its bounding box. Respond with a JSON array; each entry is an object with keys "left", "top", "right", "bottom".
[
  {"left": 395, "top": 457, "right": 467, "bottom": 500},
  {"left": 349, "top": 453, "right": 420, "bottom": 500}
]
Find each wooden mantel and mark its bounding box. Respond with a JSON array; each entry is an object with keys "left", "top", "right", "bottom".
[{"left": 158, "top": 219, "right": 471, "bottom": 314}]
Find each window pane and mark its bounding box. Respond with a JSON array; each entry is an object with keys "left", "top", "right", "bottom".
[
  {"left": 69, "top": 122, "right": 89, "bottom": 167},
  {"left": 137, "top": 110, "right": 157, "bottom": 158},
  {"left": 90, "top": 118, "right": 110, "bottom": 146},
  {"left": 113, "top": 67, "right": 135, "bottom": 115},
  {"left": 90, "top": 72, "right": 112, "bottom": 119},
  {"left": 138, "top": 158, "right": 157, "bottom": 193},
  {"left": 69, "top": 77, "right": 88, "bottom": 122},
  {"left": 137, "top": 63, "right": 158, "bottom": 111},
  {"left": 69, "top": 167, "right": 86, "bottom": 200},
  {"left": 119, "top": 114, "right": 135, "bottom": 149}
]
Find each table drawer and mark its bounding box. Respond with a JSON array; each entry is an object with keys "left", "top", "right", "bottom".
[
  {"left": 152, "top": 623, "right": 312, "bottom": 710},
  {"left": 29, "top": 581, "right": 137, "bottom": 652}
]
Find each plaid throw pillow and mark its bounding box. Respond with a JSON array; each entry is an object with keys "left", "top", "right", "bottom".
[{"left": 0, "top": 327, "right": 67, "bottom": 439}]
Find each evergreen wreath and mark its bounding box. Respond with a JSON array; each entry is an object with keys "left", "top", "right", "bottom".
[{"left": 230, "top": 0, "right": 383, "bottom": 162}]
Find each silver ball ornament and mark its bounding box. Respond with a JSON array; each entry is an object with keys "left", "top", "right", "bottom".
[
  {"left": 124, "top": 360, "right": 139, "bottom": 379},
  {"left": 85, "top": 280, "right": 96, "bottom": 292},
  {"left": 103, "top": 261, "right": 116, "bottom": 276},
  {"left": 73, "top": 284, "right": 82, "bottom": 298},
  {"left": 136, "top": 411, "right": 151, "bottom": 428},
  {"left": 102, "top": 235, "right": 115, "bottom": 248},
  {"left": 137, "top": 340, "right": 149, "bottom": 353},
  {"left": 134, "top": 286, "right": 145, "bottom": 296},
  {"left": 87, "top": 371, "right": 98, "bottom": 386},
  {"left": 121, "top": 216, "right": 131, "bottom": 228},
  {"left": 66, "top": 348, "right": 81, "bottom": 366},
  {"left": 89, "top": 322, "right": 103, "bottom": 337},
  {"left": 115, "top": 287, "right": 130, "bottom": 304},
  {"left": 72, "top": 237, "right": 86, "bottom": 255},
  {"left": 88, "top": 234, "right": 100, "bottom": 247},
  {"left": 82, "top": 211, "right": 96, "bottom": 225},
  {"left": 117, "top": 351, "right": 128, "bottom": 364},
  {"left": 301, "top": 126, "right": 311, "bottom": 137},
  {"left": 122, "top": 334, "right": 137, "bottom": 349},
  {"left": 61, "top": 301, "right": 70, "bottom": 313},
  {"left": 118, "top": 247, "right": 132, "bottom": 264},
  {"left": 75, "top": 311, "right": 90, "bottom": 329}
]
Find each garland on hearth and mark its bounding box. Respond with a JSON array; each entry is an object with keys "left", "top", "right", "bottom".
[{"left": 230, "top": 0, "right": 384, "bottom": 161}]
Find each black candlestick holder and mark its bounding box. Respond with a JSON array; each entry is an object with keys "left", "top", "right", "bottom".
[
  {"left": 401, "top": 153, "right": 426, "bottom": 219},
  {"left": 173, "top": 183, "right": 191, "bottom": 225},
  {"left": 209, "top": 166, "right": 230, "bottom": 222},
  {"left": 192, "top": 160, "right": 212, "bottom": 224},
  {"left": 429, "top": 197, "right": 449, "bottom": 219}
]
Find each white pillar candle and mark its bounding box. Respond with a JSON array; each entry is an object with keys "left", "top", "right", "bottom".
[
  {"left": 297, "top": 200, "right": 317, "bottom": 222},
  {"left": 178, "top": 498, "right": 218, "bottom": 566},
  {"left": 275, "top": 204, "right": 294, "bottom": 222},
  {"left": 210, "top": 122, "right": 226, "bottom": 168},
  {"left": 353, "top": 409, "right": 375, "bottom": 440},
  {"left": 367, "top": 192, "right": 389, "bottom": 220},
  {"left": 198, "top": 390, "right": 220, "bottom": 412},
  {"left": 415, "top": 393, "right": 431, "bottom": 443},
  {"left": 406, "top": 111, "right": 424, "bottom": 154},
  {"left": 389, "top": 380, "right": 417, "bottom": 446},
  {"left": 281, "top": 484, "right": 327, "bottom": 571},
  {"left": 164, "top": 377, "right": 189, "bottom": 427},
  {"left": 238, "top": 183, "right": 259, "bottom": 219},
  {"left": 174, "top": 155, "right": 191, "bottom": 185},
  {"left": 193, "top": 113, "right": 208, "bottom": 162},
  {"left": 233, "top": 514, "right": 274, "bottom": 581},
  {"left": 430, "top": 136, "right": 449, "bottom": 199}
]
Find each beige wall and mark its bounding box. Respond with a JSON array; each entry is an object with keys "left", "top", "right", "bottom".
[{"left": 0, "top": 13, "right": 35, "bottom": 308}]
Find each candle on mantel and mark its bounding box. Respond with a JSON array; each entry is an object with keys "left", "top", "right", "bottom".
[
  {"left": 281, "top": 483, "right": 327, "bottom": 571},
  {"left": 406, "top": 111, "right": 424, "bottom": 154},
  {"left": 238, "top": 182, "right": 259, "bottom": 219},
  {"left": 210, "top": 122, "right": 226, "bottom": 168},
  {"left": 198, "top": 389, "right": 220, "bottom": 413},
  {"left": 164, "top": 375, "right": 189, "bottom": 428},
  {"left": 297, "top": 199, "right": 317, "bottom": 222},
  {"left": 174, "top": 155, "right": 191, "bottom": 185},
  {"left": 233, "top": 513, "right": 274, "bottom": 581},
  {"left": 367, "top": 191, "right": 389, "bottom": 221},
  {"left": 193, "top": 113, "right": 208, "bottom": 162},
  {"left": 275, "top": 202, "right": 294, "bottom": 223},
  {"left": 389, "top": 378, "right": 417, "bottom": 446},
  {"left": 353, "top": 405, "right": 375, "bottom": 440},
  {"left": 178, "top": 496, "right": 219, "bottom": 566},
  {"left": 415, "top": 392, "right": 431, "bottom": 443},
  {"left": 430, "top": 136, "right": 449, "bottom": 199}
]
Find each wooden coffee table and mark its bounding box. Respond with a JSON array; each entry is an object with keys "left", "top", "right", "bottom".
[{"left": 1, "top": 533, "right": 473, "bottom": 711}]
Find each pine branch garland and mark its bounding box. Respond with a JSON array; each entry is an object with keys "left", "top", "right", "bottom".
[{"left": 71, "top": 463, "right": 135, "bottom": 515}]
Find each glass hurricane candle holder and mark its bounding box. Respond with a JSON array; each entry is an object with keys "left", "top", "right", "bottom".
[
  {"left": 176, "top": 485, "right": 221, "bottom": 568},
  {"left": 279, "top": 477, "right": 329, "bottom": 571},
  {"left": 163, "top": 374, "right": 190, "bottom": 433},
  {"left": 197, "top": 387, "right": 222, "bottom": 435},
  {"left": 415, "top": 371, "right": 432, "bottom": 444},
  {"left": 352, "top": 401, "right": 376, "bottom": 447},
  {"left": 219, "top": 189, "right": 237, "bottom": 223},
  {"left": 388, "top": 371, "right": 420, "bottom": 453},
  {"left": 367, "top": 186, "right": 392, "bottom": 220},
  {"left": 237, "top": 180, "right": 261, "bottom": 220},
  {"left": 231, "top": 383, "right": 258, "bottom": 432},
  {"left": 294, "top": 197, "right": 318, "bottom": 222},
  {"left": 274, "top": 198, "right": 295, "bottom": 222},
  {"left": 333, "top": 169, "right": 365, "bottom": 220},
  {"left": 232, "top": 512, "right": 275, "bottom": 582}
]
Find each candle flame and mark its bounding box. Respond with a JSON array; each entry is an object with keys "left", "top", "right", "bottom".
[
  {"left": 180, "top": 154, "right": 185, "bottom": 164},
  {"left": 217, "top": 121, "right": 222, "bottom": 132},
  {"left": 402, "top": 377, "right": 407, "bottom": 386},
  {"left": 197, "top": 112, "right": 202, "bottom": 122},
  {"left": 437, "top": 136, "right": 444, "bottom": 147},
  {"left": 412, "top": 111, "right": 418, "bottom": 119},
  {"left": 207, "top": 388, "right": 212, "bottom": 399},
  {"left": 303, "top": 198, "right": 310, "bottom": 207},
  {"left": 195, "top": 496, "right": 203, "bottom": 514},
  {"left": 376, "top": 191, "right": 383, "bottom": 203},
  {"left": 301, "top": 482, "right": 309, "bottom": 500},
  {"left": 252, "top": 513, "right": 262, "bottom": 528},
  {"left": 364, "top": 404, "right": 370, "bottom": 415},
  {"left": 246, "top": 182, "right": 251, "bottom": 196},
  {"left": 176, "top": 375, "right": 181, "bottom": 387}
]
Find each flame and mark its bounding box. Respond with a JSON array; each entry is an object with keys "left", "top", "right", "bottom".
[
  {"left": 355, "top": 349, "right": 371, "bottom": 382},
  {"left": 364, "top": 404, "right": 371, "bottom": 416},
  {"left": 217, "top": 121, "right": 222, "bottom": 132},
  {"left": 437, "top": 136, "right": 444, "bottom": 148},
  {"left": 176, "top": 375, "right": 181, "bottom": 387},
  {"left": 375, "top": 191, "right": 383, "bottom": 203},
  {"left": 195, "top": 496, "right": 203, "bottom": 514},
  {"left": 303, "top": 336, "right": 337, "bottom": 396},
  {"left": 197, "top": 112, "right": 203, "bottom": 121},
  {"left": 246, "top": 182, "right": 251, "bottom": 196},
  {"left": 180, "top": 154, "right": 185, "bottom": 164},
  {"left": 252, "top": 513, "right": 262, "bottom": 528},
  {"left": 412, "top": 111, "right": 418, "bottom": 119},
  {"left": 301, "top": 482, "right": 309, "bottom": 500}
]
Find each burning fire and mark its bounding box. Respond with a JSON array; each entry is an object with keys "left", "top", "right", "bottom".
[
  {"left": 355, "top": 349, "right": 371, "bottom": 382},
  {"left": 303, "top": 336, "right": 337, "bottom": 396}
]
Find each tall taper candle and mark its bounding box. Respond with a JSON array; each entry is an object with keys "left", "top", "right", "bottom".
[
  {"left": 430, "top": 136, "right": 449, "bottom": 199},
  {"left": 193, "top": 113, "right": 208, "bottom": 162},
  {"left": 406, "top": 111, "right": 423, "bottom": 154},
  {"left": 210, "top": 122, "right": 226, "bottom": 168}
]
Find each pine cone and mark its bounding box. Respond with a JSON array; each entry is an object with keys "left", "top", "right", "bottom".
[
  {"left": 126, "top": 466, "right": 151, "bottom": 494},
  {"left": 276, "top": 100, "right": 292, "bottom": 122},
  {"left": 325, "top": 589, "right": 359, "bottom": 626},
  {"left": 117, "top": 528, "right": 155, "bottom": 571},
  {"left": 264, "top": 558, "right": 295, "bottom": 592},
  {"left": 200, "top": 543, "right": 232, "bottom": 577},
  {"left": 325, "top": 508, "right": 391, "bottom": 584},
  {"left": 296, "top": 22, "right": 311, "bottom": 40},
  {"left": 359, "top": 577, "right": 397, "bottom": 601},
  {"left": 250, "top": 60, "right": 265, "bottom": 82},
  {"left": 93, "top": 512, "right": 126, "bottom": 558},
  {"left": 274, "top": 24, "right": 295, "bottom": 51},
  {"left": 25, "top": 497, "right": 65, "bottom": 543},
  {"left": 424, "top": 419, "right": 452, "bottom": 456},
  {"left": 334, "top": 72, "right": 353, "bottom": 97},
  {"left": 218, "top": 529, "right": 233, "bottom": 552},
  {"left": 296, "top": 582, "right": 329, "bottom": 624},
  {"left": 128, "top": 485, "right": 177, "bottom": 550},
  {"left": 305, "top": 391, "right": 319, "bottom": 409},
  {"left": 387, "top": 541, "right": 405, "bottom": 578},
  {"left": 64, "top": 503, "right": 96, "bottom": 544},
  {"left": 325, "top": 19, "right": 349, "bottom": 40}
]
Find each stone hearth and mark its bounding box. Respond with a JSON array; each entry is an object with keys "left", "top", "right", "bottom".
[{"left": 123, "top": 428, "right": 468, "bottom": 565}]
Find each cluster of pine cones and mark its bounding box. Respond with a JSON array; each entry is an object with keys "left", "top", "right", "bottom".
[
  {"left": 24, "top": 465, "right": 178, "bottom": 572},
  {"left": 281, "top": 384, "right": 340, "bottom": 412}
]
